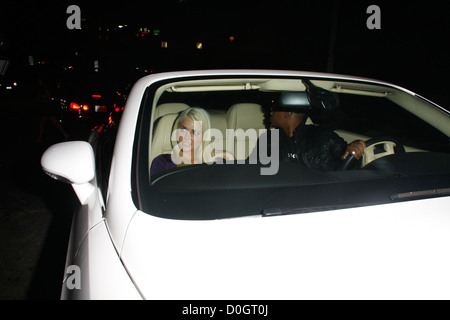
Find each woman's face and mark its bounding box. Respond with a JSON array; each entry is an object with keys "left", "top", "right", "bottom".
[{"left": 176, "top": 117, "right": 203, "bottom": 155}]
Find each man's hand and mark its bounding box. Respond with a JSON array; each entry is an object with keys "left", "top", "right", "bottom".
[{"left": 342, "top": 140, "right": 366, "bottom": 160}]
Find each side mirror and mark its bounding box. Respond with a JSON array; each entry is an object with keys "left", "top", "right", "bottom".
[{"left": 41, "top": 141, "right": 95, "bottom": 184}]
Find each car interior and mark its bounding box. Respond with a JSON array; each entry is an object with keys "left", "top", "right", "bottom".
[
  {"left": 148, "top": 77, "right": 450, "bottom": 168},
  {"left": 133, "top": 76, "right": 450, "bottom": 219}
]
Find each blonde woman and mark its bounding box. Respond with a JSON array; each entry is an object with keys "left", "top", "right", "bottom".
[{"left": 150, "top": 107, "right": 234, "bottom": 175}]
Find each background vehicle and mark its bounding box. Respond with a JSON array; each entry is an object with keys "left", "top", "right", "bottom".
[
  {"left": 0, "top": 74, "right": 18, "bottom": 92},
  {"left": 54, "top": 72, "right": 121, "bottom": 135},
  {"left": 0, "top": 59, "right": 22, "bottom": 95},
  {"left": 41, "top": 70, "right": 450, "bottom": 299}
]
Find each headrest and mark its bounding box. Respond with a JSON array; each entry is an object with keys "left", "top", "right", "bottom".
[
  {"left": 154, "top": 103, "right": 190, "bottom": 120},
  {"left": 226, "top": 103, "right": 265, "bottom": 129}
]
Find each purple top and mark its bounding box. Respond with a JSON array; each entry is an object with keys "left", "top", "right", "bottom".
[{"left": 150, "top": 154, "right": 177, "bottom": 175}]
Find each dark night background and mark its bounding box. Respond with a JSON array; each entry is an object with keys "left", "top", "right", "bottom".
[
  {"left": 0, "top": 0, "right": 449, "bottom": 300},
  {"left": 2, "top": 0, "right": 449, "bottom": 102}
]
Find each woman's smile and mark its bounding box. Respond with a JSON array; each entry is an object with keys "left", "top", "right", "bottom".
[{"left": 177, "top": 118, "right": 203, "bottom": 154}]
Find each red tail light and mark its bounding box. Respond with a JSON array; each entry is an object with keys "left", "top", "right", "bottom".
[
  {"left": 113, "top": 104, "right": 124, "bottom": 112},
  {"left": 70, "top": 102, "right": 89, "bottom": 111},
  {"left": 70, "top": 102, "right": 80, "bottom": 110},
  {"left": 92, "top": 94, "right": 102, "bottom": 99}
]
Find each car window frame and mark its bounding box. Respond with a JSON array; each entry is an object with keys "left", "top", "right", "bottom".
[{"left": 131, "top": 74, "right": 450, "bottom": 220}]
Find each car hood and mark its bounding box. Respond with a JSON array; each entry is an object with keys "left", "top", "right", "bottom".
[{"left": 120, "top": 196, "right": 450, "bottom": 299}]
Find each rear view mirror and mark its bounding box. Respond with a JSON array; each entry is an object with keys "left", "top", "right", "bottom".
[
  {"left": 275, "top": 82, "right": 340, "bottom": 114},
  {"left": 275, "top": 91, "right": 312, "bottom": 112}
]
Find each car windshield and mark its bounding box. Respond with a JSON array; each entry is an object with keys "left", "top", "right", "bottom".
[{"left": 134, "top": 75, "right": 450, "bottom": 220}]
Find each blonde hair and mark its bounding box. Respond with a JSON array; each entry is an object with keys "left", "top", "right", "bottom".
[{"left": 171, "top": 107, "right": 213, "bottom": 163}]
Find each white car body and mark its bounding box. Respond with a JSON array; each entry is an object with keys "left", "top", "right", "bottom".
[{"left": 41, "top": 70, "right": 450, "bottom": 299}]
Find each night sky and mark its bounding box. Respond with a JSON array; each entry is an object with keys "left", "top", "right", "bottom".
[{"left": 1, "top": 0, "right": 449, "bottom": 105}]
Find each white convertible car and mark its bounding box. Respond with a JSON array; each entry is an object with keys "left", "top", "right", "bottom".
[{"left": 41, "top": 70, "right": 450, "bottom": 299}]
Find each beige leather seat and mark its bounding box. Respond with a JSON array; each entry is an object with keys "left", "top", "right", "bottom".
[
  {"left": 150, "top": 103, "right": 190, "bottom": 164},
  {"left": 208, "top": 109, "right": 228, "bottom": 151},
  {"left": 153, "top": 103, "right": 190, "bottom": 120},
  {"left": 226, "top": 103, "right": 266, "bottom": 160}
]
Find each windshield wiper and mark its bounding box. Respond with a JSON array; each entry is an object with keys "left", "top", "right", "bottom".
[
  {"left": 261, "top": 204, "right": 361, "bottom": 217},
  {"left": 390, "top": 188, "right": 450, "bottom": 201},
  {"left": 261, "top": 188, "right": 450, "bottom": 217}
]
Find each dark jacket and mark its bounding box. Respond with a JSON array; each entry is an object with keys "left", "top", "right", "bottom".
[{"left": 253, "top": 123, "right": 348, "bottom": 172}]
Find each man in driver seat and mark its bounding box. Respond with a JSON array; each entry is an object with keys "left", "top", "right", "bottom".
[
  {"left": 268, "top": 108, "right": 366, "bottom": 171},
  {"left": 252, "top": 89, "right": 366, "bottom": 172}
]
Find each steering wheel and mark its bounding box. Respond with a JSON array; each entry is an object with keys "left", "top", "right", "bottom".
[{"left": 340, "top": 137, "right": 405, "bottom": 170}]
